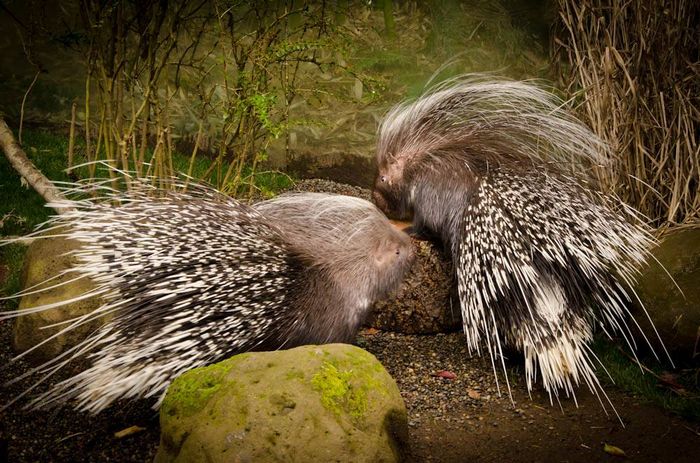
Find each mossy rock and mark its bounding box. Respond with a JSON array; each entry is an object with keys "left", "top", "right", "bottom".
[
  {"left": 633, "top": 228, "right": 700, "bottom": 361},
  {"left": 11, "top": 235, "right": 104, "bottom": 364},
  {"left": 156, "top": 344, "right": 409, "bottom": 463}
]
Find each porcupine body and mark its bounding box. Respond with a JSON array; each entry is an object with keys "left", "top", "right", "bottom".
[
  {"left": 2, "top": 180, "right": 413, "bottom": 413},
  {"left": 372, "top": 76, "right": 665, "bottom": 411}
]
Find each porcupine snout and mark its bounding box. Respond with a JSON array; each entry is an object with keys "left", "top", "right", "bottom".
[{"left": 372, "top": 225, "right": 415, "bottom": 299}]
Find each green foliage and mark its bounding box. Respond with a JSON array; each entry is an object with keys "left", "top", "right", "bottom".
[
  {"left": 3, "top": 0, "right": 553, "bottom": 197},
  {"left": 594, "top": 339, "right": 700, "bottom": 422},
  {"left": 247, "top": 93, "right": 283, "bottom": 139}
]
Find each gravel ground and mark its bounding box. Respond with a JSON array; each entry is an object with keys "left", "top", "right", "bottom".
[
  {"left": 0, "top": 319, "right": 159, "bottom": 462},
  {"left": 283, "top": 178, "right": 373, "bottom": 201},
  {"left": 358, "top": 330, "right": 506, "bottom": 428},
  {"left": 3, "top": 317, "right": 699, "bottom": 462},
  {"left": 358, "top": 330, "right": 700, "bottom": 463}
]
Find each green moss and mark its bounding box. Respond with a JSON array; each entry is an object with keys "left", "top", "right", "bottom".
[
  {"left": 343, "top": 348, "right": 385, "bottom": 375},
  {"left": 162, "top": 360, "right": 237, "bottom": 417},
  {"left": 312, "top": 361, "right": 363, "bottom": 419},
  {"left": 310, "top": 351, "right": 389, "bottom": 424}
]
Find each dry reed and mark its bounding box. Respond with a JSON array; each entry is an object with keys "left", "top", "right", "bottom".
[{"left": 554, "top": 0, "right": 699, "bottom": 230}]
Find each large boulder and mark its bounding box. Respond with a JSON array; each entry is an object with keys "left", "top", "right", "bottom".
[
  {"left": 156, "top": 344, "right": 409, "bottom": 463},
  {"left": 633, "top": 228, "right": 700, "bottom": 361},
  {"left": 12, "top": 235, "right": 103, "bottom": 363}
]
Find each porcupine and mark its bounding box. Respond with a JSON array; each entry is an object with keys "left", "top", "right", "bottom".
[
  {"left": 372, "top": 76, "right": 668, "bottom": 414},
  {"left": 1, "top": 178, "right": 414, "bottom": 414}
]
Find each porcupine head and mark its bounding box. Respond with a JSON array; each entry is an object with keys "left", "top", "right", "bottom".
[
  {"left": 254, "top": 193, "right": 415, "bottom": 345},
  {"left": 372, "top": 76, "right": 611, "bottom": 250},
  {"left": 372, "top": 107, "right": 479, "bottom": 255}
]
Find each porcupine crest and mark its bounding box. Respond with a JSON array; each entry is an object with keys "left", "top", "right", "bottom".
[
  {"left": 374, "top": 76, "right": 609, "bottom": 220},
  {"left": 373, "top": 76, "right": 668, "bottom": 417},
  {"left": 2, "top": 174, "right": 413, "bottom": 413}
]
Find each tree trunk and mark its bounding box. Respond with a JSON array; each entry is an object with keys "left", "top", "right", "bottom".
[{"left": 0, "top": 118, "right": 71, "bottom": 214}]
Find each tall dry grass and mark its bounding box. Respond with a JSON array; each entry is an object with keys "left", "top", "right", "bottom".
[{"left": 554, "top": 0, "right": 699, "bottom": 230}]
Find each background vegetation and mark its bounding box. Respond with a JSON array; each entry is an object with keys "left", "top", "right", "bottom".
[
  {"left": 554, "top": 0, "right": 699, "bottom": 229},
  {"left": 1, "top": 0, "right": 552, "bottom": 192},
  {"left": 2, "top": 0, "right": 697, "bottom": 228}
]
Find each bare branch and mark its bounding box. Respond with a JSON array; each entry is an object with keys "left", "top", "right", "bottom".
[{"left": 0, "top": 118, "right": 71, "bottom": 214}]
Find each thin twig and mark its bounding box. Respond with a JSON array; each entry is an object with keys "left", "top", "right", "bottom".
[{"left": 18, "top": 70, "right": 40, "bottom": 145}]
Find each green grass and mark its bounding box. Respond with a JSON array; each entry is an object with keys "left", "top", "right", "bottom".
[
  {"left": 0, "top": 129, "right": 295, "bottom": 238},
  {"left": 594, "top": 339, "right": 700, "bottom": 421},
  {"left": 0, "top": 130, "right": 76, "bottom": 236},
  {"left": 0, "top": 243, "right": 27, "bottom": 307}
]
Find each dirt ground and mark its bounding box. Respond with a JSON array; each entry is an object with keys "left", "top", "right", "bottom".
[
  {"left": 360, "top": 332, "right": 700, "bottom": 463},
  {"left": 407, "top": 398, "right": 699, "bottom": 463},
  {"left": 1, "top": 317, "right": 699, "bottom": 463}
]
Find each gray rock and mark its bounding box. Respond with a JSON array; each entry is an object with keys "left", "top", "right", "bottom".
[
  {"left": 633, "top": 228, "right": 700, "bottom": 361},
  {"left": 156, "top": 344, "right": 409, "bottom": 463},
  {"left": 12, "top": 235, "right": 103, "bottom": 364}
]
